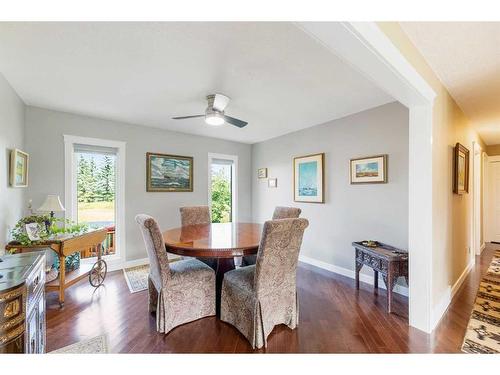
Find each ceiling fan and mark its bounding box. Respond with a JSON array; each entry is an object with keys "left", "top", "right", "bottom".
[{"left": 172, "top": 93, "right": 248, "bottom": 128}]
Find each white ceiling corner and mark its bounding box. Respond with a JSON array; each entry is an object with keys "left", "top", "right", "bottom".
[{"left": 401, "top": 22, "right": 500, "bottom": 145}]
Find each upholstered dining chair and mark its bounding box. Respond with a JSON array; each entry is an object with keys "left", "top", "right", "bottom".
[
  {"left": 179, "top": 205, "right": 211, "bottom": 226},
  {"left": 241, "top": 206, "right": 302, "bottom": 266},
  {"left": 179, "top": 205, "right": 216, "bottom": 268},
  {"left": 135, "top": 214, "right": 216, "bottom": 334},
  {"left": 272, "top": 206, "right": 302, "bottom": 220},
  {"left": 221, "top": 218, "right": 309, "bottom": 349}
]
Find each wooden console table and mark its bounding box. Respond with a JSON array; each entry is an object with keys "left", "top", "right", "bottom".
[
  {"left": 352, "top": 241, "right": 408, "bottom": 313},
  {"left": 6, "top": 229, "right": 107, "bottom": 308}
]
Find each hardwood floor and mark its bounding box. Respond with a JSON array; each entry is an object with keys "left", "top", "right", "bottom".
[{"left": 45, "top": 243, "right": 499, "bottom": 353}]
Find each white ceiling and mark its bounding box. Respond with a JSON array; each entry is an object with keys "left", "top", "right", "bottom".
[
  {"left": 0, "top": 22, "right": 394, "bottom": 144},
  {"left": 401, "top": 22, "right": 500, "bottom": 146}
]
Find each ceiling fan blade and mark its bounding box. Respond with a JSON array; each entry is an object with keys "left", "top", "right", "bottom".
[
  {"left": 223, "top": 115, "right": 248, "bottom": 128},
  {"left": 172, "top": 115, "right": 205, "bottom": 120},
  {"left": 213, "top": 93, "right": 230, "bottom": 111}
]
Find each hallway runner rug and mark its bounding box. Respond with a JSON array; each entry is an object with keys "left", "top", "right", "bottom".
[{"left": 461, "top": 249, "right": 500, "bottom": 353}]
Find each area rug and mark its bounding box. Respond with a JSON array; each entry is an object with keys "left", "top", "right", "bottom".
[
  {"left": 123, "top": 264, "right": 149, "bottom": 293},
  {"left": 461, "top": 249, "right": 500, "bottom": 353},
  {"left": 50, "top": 335, "right": 108, "bottom": 354}
]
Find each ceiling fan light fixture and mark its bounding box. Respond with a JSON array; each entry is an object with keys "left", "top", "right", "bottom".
[
  {"left": 173, "top": 93, "right": 247, "bottom": 128},
  {"left": 205, "top": 112, "right": 225, "bottom": 126}
]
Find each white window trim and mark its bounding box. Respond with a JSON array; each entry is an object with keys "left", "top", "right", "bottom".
[
  {"left": 208, "top": 153, "right": 238, "bottom": 223},
  {"left": 64, "top": 134, "right": 126, "bottom": 267}
]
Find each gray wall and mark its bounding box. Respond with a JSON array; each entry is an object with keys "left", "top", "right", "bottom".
[
  {"left": 252, "top": 102, "right": 409, "bottom": 280},
  {"left": 25, "top": 106, "right": 252, "bottom": 262},
  {"left": 0, "top": 74, "right": 25, "bottom": 252}
]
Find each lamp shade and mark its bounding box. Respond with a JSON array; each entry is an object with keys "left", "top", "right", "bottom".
[{"left": 38, "top": 195, "right": 65, "bottom": 213}]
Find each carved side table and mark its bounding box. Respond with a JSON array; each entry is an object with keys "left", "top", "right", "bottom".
[{"left": 352, "top": 241, "right": 408, "bottom": 313}]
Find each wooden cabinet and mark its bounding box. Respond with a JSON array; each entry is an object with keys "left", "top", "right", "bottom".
[{"left": 0, "top": 252, "right": 46, "bottom": 354}]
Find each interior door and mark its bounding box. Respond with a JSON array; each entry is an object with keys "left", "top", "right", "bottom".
[{"left": 489, "top": 160, "right": 500, "bottom": 243}]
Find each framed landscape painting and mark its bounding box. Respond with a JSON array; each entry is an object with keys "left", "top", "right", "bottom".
[
  {"left": 350, "top": 155, "right": 387, "bottom": 184},
  {"left": 293, "top": 153, "right": 324, "bottom": 203},
  {"left": 453, "top": 143, "right": 469, "bottom": 194},
  {"left": 146, "top": 152, "right": 193, "bottom": 192},
  {"left": 9, "top": 148, "right": 29, "bottom": 188}
]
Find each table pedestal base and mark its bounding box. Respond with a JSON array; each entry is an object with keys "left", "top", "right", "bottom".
[{"left": 215, "top": 257, "right": 235, "bottom": 316}]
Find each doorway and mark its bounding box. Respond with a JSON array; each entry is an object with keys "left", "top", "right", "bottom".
[
  {"left": 208, "top": 153, "right": 238, "bottom": 223},
  {"left": 486, "top": 155, "right": 500, "bottom": 243},
  {"left": 472, "top": 142, "right": 483, "bottom": 258}
]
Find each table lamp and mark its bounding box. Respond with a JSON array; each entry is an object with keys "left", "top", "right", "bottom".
[
  {"left": 38, "top": 194, "right": 66, "bottom": 219},
  {"left": 38, "top": 195, "right": 66, "bottom": 233}
]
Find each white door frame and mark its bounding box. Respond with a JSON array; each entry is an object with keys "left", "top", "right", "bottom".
[
  {"left": 64, "top": 134, "right": 126, "bottom": 267},
  {"left": 482, "top": 152, "right": 488, "bottom": 249},
  {"left": 486, "top": 155, "right": 500, "bottom": 243},
  {"left": 471, "top": 142, "right": 483, "bottom": 258},
  {"left": 297, "top": 22, "right": 436, "bottom": 332},
  {"left": 207, "top": 153, "right": 238, "bottom": 223}
]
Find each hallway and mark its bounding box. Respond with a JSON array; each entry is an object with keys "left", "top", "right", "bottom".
[{"left": 433, "top": 242, "right": 499, "bottom": 352}]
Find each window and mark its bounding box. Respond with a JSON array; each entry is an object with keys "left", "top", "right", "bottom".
[
  {"left": 208, "top": 153, "right": 237, "bottom": 223},
  {"left": 64, "top": 135, "right": 126, "bottom": 264},
  {"left": 75, "top": 145, "right": 117, "bottom": 256}
]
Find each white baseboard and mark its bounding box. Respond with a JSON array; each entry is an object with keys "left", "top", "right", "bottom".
[
  {"left": 479, "top": 242, "right": 486, "bottom": 255},
  {"left": 123, "top": 257, "right": 150, "bottom": 269},
  {"left": 106, "top": 257, "right": 149, "bottom": 272},
  {"left": 431, "top": 259, "right": 474, "bottom": 330},
  {"left": 298, "top": 254, "right": 409, "bottom": 297},
  {"left": 451, "top": 260, "right": 474, "bottom": 298},
  {"left": 431, "top": 286, "right": 451, "bottom": 330},
  {"left": 107, "top": 253, "right": 183, "bottom": 272}
]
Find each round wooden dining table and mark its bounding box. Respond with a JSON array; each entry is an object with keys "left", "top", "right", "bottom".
[{"left": 162, "top": 222, "right": 262, "bottom": 314}]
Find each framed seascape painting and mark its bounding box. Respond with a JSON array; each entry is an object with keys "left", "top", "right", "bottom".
[
  {"left": 146, "top": 152, "right": 193, "bottom": 192},
  {"left": 350, "top": 155, "right": 387, "bottom": 184},
  {"left": 9, "top": 148, "right": 29, "bottom": 188},
  {"left": 453, "top": 143, "right": 469, "bottom": 195},
  {"left": 293, "top": 153, "right": 324, "bottom": 203}
]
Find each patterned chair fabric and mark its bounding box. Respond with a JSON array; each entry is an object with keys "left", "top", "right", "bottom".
[
  {"left": 179, "top": 206, "right": 217, "bottom": 269},
  {"left": 135, "top": 214, "right": 216, "bottom": 334},
  {"left": 272, "top": 206, "right": 302, "bottom": 220},
  {"left": 241, "top": 206, "right": 302, "bottom": 267},
  {"left": 179, "top": 205, "right": 211, "bottom": 226},
  {"left": 221, "top": 218, "right": 309, "bottom": 349}
]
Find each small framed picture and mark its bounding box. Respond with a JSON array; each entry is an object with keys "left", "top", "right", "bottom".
[
  {"left": 268, "top": 178, "right": 277, "bottom": 188},
  {"left": 25, "top": 222, "right": 42, "bottom": 241},
  {"left": 258, "top": 168, "right": 268, "bottom": 179},
  {"left": 10, "top": 149, "right": 29, "bottom": 188},
  {"left": 294, "top": 153, "right": 325, "bottom": 203},
  {"left": 350, "top": 155, "right": 387, "bottom": 184},
  {"left": 453, "top": 143, "right": 469, "bottom": 194}
]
